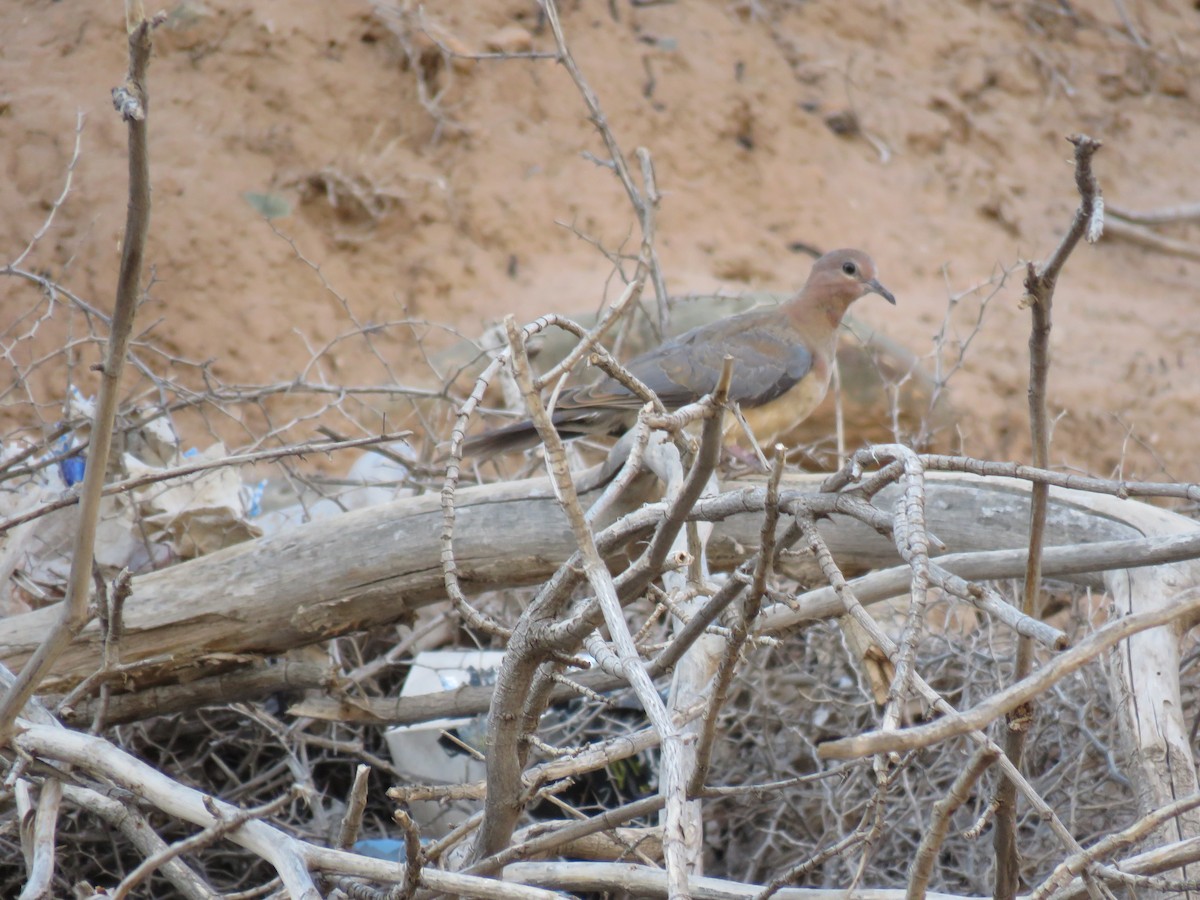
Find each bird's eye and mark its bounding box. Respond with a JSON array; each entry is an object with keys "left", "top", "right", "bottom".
[{"left": 841, "top": 260, "right": 858, "bottom": 277}]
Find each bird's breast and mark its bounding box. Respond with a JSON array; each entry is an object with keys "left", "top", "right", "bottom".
[{"left": 733, "top": 357, "right": 832, "bottom": 447}]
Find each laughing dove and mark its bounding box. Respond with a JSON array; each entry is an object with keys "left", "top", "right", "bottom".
[{"left": 463, "top": 248, "right": 896, "bottom": 456}]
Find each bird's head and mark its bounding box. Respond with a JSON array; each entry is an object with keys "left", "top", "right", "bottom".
[{"left": 806, "top": 249, "right": 897, "bottom": 315}]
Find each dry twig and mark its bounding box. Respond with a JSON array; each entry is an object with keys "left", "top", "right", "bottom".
[
  {"left": 0, "top": 10, "right": 159, "bottom": 740},
  {"left": 994, "top": 134, "right": 1103, "bottom": 900}
]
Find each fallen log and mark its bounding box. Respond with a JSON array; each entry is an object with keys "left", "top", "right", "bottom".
[
  {"left": 3, "top": 468, "right": 1197, "bottom": 845},
  {"left": 0, "top": 473, "right": 1188, "bottom": 690}
]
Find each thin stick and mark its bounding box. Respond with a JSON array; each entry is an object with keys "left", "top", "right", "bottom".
[
  {"left": 817, "top": 588, "right": 1200, "bottom": 759},
  {"left": 19, "top": 777, "right": 63, "bottom": 900},
  {"left": 1103, "top": 216, "right": 1200, "bottom": 263},
  {"left": 689, "top": 448, "right": 784, "bottom": 793},
  {"left": 1032, "top": 792, "right": 1200, "bottom": 900},
  {"left": 492, "top": 315, "right": 722, "bottom": 898},
  {"left": 541, "top": 0, "right": 669, "bottom": 333},
  {"left": 391, "top": 809, "right": 424, "bottom": 900},
  {"left": 994, "top": 133, "right": 1102, "bottom": 900},
  {"left": 0, "top": 431, "right": 411, "bottom": 537},
  {"left": 0, "top": 15, "right": 158, "bottom": 741},
  {"left": 302, "top": 526, "right": 1200, "bottom": 729},
  {"left": 7, "top": 112, "right": 85, "bottom": 272},
  {"left": 336, "top": 765, "right": 371, "bottom": 850},
  {"left": 906, "top": 747, "right": 999, "bottom": 899},
  {"left": 795, "top": 516, "right": 1086, "bottom": 861},
  {"left": 1107, "top": 201, "right": 1200, "bottom": 226},
  {"left": 478, "top": 797, "right": 665, "bottom": 874},
  {"left": 919, "top": 454, "right": 1200, "bottom": 502},
  {"left": 18, "top": 726, "right": 566, "bottom": 900},
  {"left": 62, "top": 784, "right": 215, "bottom": 900},
  {"left": 111, "top": 792, "right": 296, "bottom": 900}
]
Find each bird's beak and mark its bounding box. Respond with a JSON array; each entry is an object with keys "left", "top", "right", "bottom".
[{"left": 866, "top": 279, "right": 896, "bottom": 305}]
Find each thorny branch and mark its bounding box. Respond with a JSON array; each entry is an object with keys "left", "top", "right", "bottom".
[
  {"left": 0, "top": 431, "right": 411, "bottom": 537},
  {"left": 995, "top": 133, "right": 1103, "bottom": 900},
  {"left": 541, "top": 0, "right": 670, "bottom": 334},
  {"left": 819, "top": 587, "right": 1200, "bottom": 759},
  {"left": 689, "top": 448, "right": 785, "bottom": 794},
  {"left": 0, "top": 13, "right": 160, "bottom": 741},
  {"left": 3, "top": 6, "right": 1200, "bottom": 899},
  {"left": 906, "top": 746, "right": 1000, "bottom": 899}
]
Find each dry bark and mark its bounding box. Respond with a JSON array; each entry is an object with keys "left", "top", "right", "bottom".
[{"left": 0, "top": 473, "right": 1192, "bottom": 694}]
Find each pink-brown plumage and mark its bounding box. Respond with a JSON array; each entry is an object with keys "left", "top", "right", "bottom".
[{"left": 463, "top": 248, "right": 895, "bottom": 456}]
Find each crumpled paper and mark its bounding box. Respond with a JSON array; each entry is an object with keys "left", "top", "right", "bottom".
[{"left": 124, "top": 442, "right": 262, "bottom": 559}]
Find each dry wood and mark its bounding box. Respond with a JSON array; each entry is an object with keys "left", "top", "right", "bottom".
[
  {"left": 503, "top": 860, "right": 973, "bottom": 900},
  {"left": 818, "top": 593, "right": 1200, "bottom": 759},
  {"left": 18, "top": 778, "right": 61, "bottom": 900},
  {"left": 0, "top": 14, "right": 156, "bottom": 740},
  {"left": 61, "top": 784, "right": 215, "bottom": 900},
  {"left": 995, "top": 134, "right": 1103, "bottom": 900},
  {"left": 1052, "top": 834, "right": 1200, "bottom": 900},
  {"left": 1105, "top": 217, "right": 1200, "bottom": 262},
  {"left": 1107, "top": 202, "right": 1200, "bottom": 225},
  {"left": 2, "top": 467, "right": 1197, "bottom": 861},
  {"left": 0, "top": 473, "right": 1194, "bottom": 691},
  {"left": 58, "top": 657, "right": 331, "bottom": 726},
  {"left": 15, "top": 725, "right": 571, "bottom": 900}
]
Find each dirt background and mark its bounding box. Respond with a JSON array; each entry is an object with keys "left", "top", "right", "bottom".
[{"left": 3, "top": 0, "right": 1199, "bottom": 484}]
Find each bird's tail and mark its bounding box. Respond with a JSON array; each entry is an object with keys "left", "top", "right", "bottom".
[
  {"left": 459, "top": 407, "right": 625, "bottom": 457},
  {"left": 459, "top": 419, "right": 544, "bottom": 456}
]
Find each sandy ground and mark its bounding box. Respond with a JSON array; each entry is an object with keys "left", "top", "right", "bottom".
[{"left": 3, "top": 0, "right": 1199, "bottom": 485}]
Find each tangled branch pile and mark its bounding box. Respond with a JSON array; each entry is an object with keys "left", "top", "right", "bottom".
[{"left": 1, "top": 4, "right": 1199, "bottom": 900}]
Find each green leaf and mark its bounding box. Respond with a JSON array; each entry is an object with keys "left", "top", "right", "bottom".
[{"left": 242, "top": 191, "right": 291, "bottom": 220}]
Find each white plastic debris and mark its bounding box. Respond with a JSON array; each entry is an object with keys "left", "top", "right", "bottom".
[
  {"left": 253, "top": 442, "right": 417, "bottom": 536},
  {"left": 384, "top": 650, "right": 505, "bottom": 835}
]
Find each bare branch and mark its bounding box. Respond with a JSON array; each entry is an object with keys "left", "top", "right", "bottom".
[
  {"left": 335, "top": 765, "right": 372, "bottom": 850},
  {"left": 817, "top": 589, "right": 1200, "bottom": 760},
  {"left": 0, "top": 14, "right": 158, "bottom": 740},
  {"left": 995, "top": 134, "right": 1102, "bottom": 900},
  {"left": 906, "top": 747, "right": 999, "bottom": 899}
]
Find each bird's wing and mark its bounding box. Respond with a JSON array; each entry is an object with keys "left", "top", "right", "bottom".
[{"left": 561, "top": 310, "right": 814, "bottom": 412}]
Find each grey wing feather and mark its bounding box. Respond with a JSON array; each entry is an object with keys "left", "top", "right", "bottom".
[{"left": 561, "top": 310, "right": 814, "bottom": 411}]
